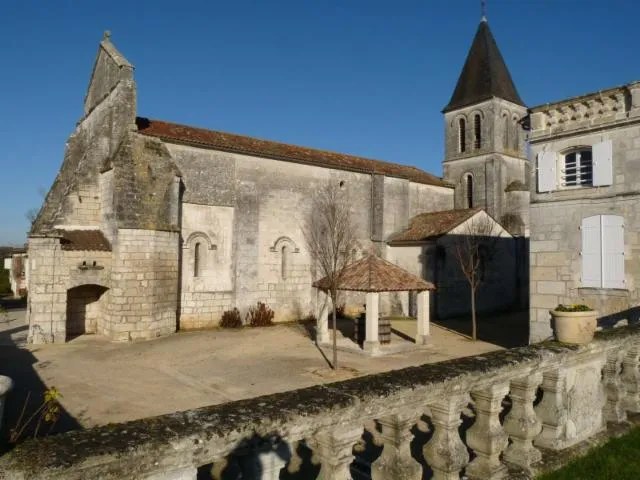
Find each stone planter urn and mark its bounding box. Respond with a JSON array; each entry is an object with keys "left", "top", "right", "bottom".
[
  {"left": 550, "top": 306, "right": 598, "bottom": 345},
  {"left": 0, "top": 375, "right": 13, "bottom": 433}
]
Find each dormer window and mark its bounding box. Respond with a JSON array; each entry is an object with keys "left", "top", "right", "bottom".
[{"left": 561, "top": 148, "right": 592, "bottom": 187}]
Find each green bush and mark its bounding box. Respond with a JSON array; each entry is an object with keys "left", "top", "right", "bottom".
[
  {"left": 246, "top": 302, "right": 275, "bottom": 327},
  {"left": 220, "top": 308, "right": 243, "bottom": 328},
  {"left": 555, "top": 304, "right": 593, "bottom": 312},
  {"left": 0, "top": 269, "right": 11, "bottom": 295}
]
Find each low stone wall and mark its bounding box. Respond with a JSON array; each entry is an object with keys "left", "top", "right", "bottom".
[{"left": 2, "top": 326, "right": 640, "bottom": 479}]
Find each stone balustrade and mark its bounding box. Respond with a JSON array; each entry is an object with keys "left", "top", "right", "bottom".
[{"left": 2, "top": 325, "right": 640, "bottom": 479}]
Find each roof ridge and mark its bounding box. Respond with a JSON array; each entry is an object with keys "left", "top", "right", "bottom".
[
  {"left": 136, "top": 117, "right": 452, "bottom": 188},
  {"left": 139, "top": 117, "right": 429, "bottom": 171}
]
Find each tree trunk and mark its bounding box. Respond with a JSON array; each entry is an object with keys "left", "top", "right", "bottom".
[
  {"left": 332, "top": 298, "right": 338, "bottom": 370},
  {"left": 471, "top": 284, "right": 477, "bottom": 341}
]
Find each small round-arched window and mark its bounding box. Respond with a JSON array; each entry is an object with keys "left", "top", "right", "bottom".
[
  {"left": 281, "top": 245, "right": 290, "bottom": 280},
  {"left": 194, "top": 242, "right": 201, "bottom": 277},
  {"left": 474, "top": 114, "right": 482, "bottom": 149},
  {"left": 458, "top": 118, "right": 466, "bottom": 153},
  {"left": 465, "top": 174, "right": 474, "bottom": 209}
]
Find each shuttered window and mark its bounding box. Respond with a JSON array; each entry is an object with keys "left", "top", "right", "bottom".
[
  {"left": 537, "top": 151, "right": 557, "bottom": 192},
  {"left": 593, "top": 140, "right": 613, "bottom": 186},
  {"left": 581, "top": 215, "right": 625, "bottom": 289},
  {"left": 537, "top": 140, "right": 613, "bottom": 192}
]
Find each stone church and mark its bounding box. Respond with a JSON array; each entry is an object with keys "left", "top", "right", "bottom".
[{"left": 27, "top": 18, "right": 529, "bottom": 343}]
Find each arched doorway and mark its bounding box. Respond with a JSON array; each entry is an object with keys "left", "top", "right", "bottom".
[{"left": 66, "top": 285, "right": 108, "bottom": 341}]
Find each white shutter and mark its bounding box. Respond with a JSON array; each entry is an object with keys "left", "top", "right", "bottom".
[
  {"left": 537, "top": 151, "right": 557, "bottom": 192},
  {"left": 592, "top": 140, "right": 613, "bottom": 186},
  {"left": 602, "top": 215, "right": 625, "bottom": 288},
  {"left": 581, "top": 216, "right": 601, "bottom": 288}
]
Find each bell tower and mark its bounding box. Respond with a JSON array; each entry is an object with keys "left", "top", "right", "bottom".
[{"left": 442, "top": 16, "right": 529, "bottom": 234}]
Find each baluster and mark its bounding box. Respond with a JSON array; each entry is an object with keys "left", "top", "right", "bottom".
[
  {"left": 466, "top": 383, "right": 509, "bottom": 480},
  {"left": 311, "top": 425, "right": 362, "bottom": 480},
  {"left": 423, "top": 394, "right": 470, "bottom": 480},
  {"left": 534, "top": 369, "right": 566, "bottom": 449},
  {"left": 232, "top": 436, "right": 290, "bottom": 480},
  {"left": 371, "top": 411, "right": 422, "bottom": 480},
  {"left": 258, "top": 441, "right": 289, "bottom": 480},
  {"left": 622, "top": 339, "right": 640, "bottom": 412},
  {"left": 603, "top": 349, "right": 627, "bottom": 423},
  {"left": 503, "top": 373, "right": 543, "bottom": 470}
]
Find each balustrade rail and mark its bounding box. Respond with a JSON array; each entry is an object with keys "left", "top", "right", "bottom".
[{"left": 2, "top": 325, "right": 640, "bottom": 479}]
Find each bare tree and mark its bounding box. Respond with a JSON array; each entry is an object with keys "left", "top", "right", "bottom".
[
  {"left": 303, "top": 181, "right": 358, "bottom": 370},
  {"left": 452, "top": 213, "right": 500, "bottom": 341},
  {"left": 25, "top": 187, "right": 48, "bottom": 227},
  {"left": 25, "top": 208, "right": 39, "bottom": 225}
]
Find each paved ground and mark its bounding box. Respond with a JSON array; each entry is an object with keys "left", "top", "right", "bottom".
[{"left": 0, "top": 308, "right": 508, "bottom": 432}]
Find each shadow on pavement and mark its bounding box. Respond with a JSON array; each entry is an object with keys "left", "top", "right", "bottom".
[
  {"left": 0, "top": 320, "right": 82, "bottom": 453},
  {"left": 433, "top": 309, "right": 529, "bottom": 348}
]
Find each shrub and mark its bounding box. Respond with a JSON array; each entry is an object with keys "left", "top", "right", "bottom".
[
  {"left": 555, "top": 304, "right": 593, "bottom": 312},
  {"left": 246, "top": 302, "right": 275, "bottom": 327},
  {"left": 220, "top": 308, "right": 243, "bottom": 328},
  {"left": 0, "top": 269, "right": 10, "bottom": 295}
]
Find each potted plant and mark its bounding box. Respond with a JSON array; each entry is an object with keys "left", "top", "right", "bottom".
[{"left": 550, "top": 304, "right": 598, "bottom": 345}]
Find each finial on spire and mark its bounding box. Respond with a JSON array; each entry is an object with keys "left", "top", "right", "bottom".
[
  {"left": 481, "top": 0, "right": 487, "bottom": 22},
  {"left": 103, "top": 30, "right": 111, "bottom": 41}
]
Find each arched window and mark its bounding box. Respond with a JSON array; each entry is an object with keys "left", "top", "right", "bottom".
[
  {"left": 503, "top": 114, "right": 510, "bottom": 149},
  {"left": 281, "top": 245, "right": 289, "bottom": 280},
  {"left": 465, "top": 174, "right": 473, "bottom": 208},
  {"left": 458, "top": 118, "right": 466, "bottom": 153},
  {"left": 512, "top": 118, "right": 520, "bottom": 151},
  {"left": 474, "top": 114, "right": 481, "bottom": 149},
  {"left": 561, "top": 147, "right": 593, "bottom": 187},
  {"left": 194, "top": 242, "right": 201, "bottom": 277}
]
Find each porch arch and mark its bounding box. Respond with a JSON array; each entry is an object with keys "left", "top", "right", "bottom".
[{"left": 66, "top": 284, "right": 109, "bottom": 341}]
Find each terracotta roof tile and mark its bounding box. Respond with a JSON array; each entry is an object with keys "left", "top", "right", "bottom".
[
  {"left": 136, "top": 117, "right": 451, "bottom": 188},
  {"left": 57, "top": 230, "right": 112, "bottom": 252},
  {"left": 313, "top": 255, "right": 435, "bottom": 292},
  {"left": 388, "top": 208, "right": 482, "bottom": 244}
]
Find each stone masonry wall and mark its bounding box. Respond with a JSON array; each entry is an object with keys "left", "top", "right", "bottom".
[
  {"left": 31, "top": 45, "right": 135, "bottom": 234},
  {"left": 27, "top": 237, "right": 112, "bottom": 344},
  {"left": 179, "top": 204, "right": 235, "bottom": 330},
  {"left": 166, "top": 142, "right": 453, "bottom": 325},
  {"left": 529, "top": 86, "right": 640, "bottom": 342},
  {"left": 529, "top": 195, "right": 640, "bottom": 342},
  {"left": 106, "top": 229, "right": 179, "bottom": 341}
]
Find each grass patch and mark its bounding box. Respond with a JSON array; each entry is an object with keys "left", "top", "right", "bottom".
[{"left": 538, "top": 427, "right": 640, "bottom": 479}]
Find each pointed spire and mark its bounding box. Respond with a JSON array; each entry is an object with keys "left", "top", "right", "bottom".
[
  {"left": 443, "top": 19, "right": 524, "bottom": 112},
  {"left": 481, "top": 0, "right": 487, "bottom": 22}
]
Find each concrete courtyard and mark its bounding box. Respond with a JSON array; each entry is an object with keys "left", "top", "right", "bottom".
[{"left": 0, "top": 308, "right": 506, "bottom": 432}]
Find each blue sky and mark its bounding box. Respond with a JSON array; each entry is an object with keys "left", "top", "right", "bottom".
[{"left": 1, "top": 0, "right": 638, "bottom": 245}]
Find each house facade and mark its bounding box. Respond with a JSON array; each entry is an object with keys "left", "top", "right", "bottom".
[
  {"left": 2, "top": 249, "right": 28, "bottom": 298},
  {"left": 27, "top": 19, "right": 527, "bottom": 344},
  {"left": 528, "top": 82, "right": 640, "bottom": 342}
]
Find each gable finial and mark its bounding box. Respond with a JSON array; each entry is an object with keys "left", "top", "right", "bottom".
[
  {"left": 103, "top": 30, "right": 111, "bottom": 41},
  {"left": 481, "top": 0, "right": 487, "bottom": 22}
]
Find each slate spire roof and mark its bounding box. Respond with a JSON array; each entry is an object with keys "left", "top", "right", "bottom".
[{"left": 443, "top": 19, "right": 524, "bottom": 112}]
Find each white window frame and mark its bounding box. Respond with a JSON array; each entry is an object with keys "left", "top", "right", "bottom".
[{"left": 559, "top": 147, "right": 593, "bottom": 188}]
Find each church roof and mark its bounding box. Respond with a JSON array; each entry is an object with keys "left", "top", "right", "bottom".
[
  {"left": 135, "top": 117, "right": 451, "bottom": 188},
  {"left": 313, "top": 254, "right": 435, "bottom": 292},
  {"left": 443, "top": 20, "right": 524, "bottom": 113},
  {"left": 387, "top": 208, "right": 482, "bottom": 244},
  {"left": 55, "top": 229, "right": 112, "bottom": 252}
]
